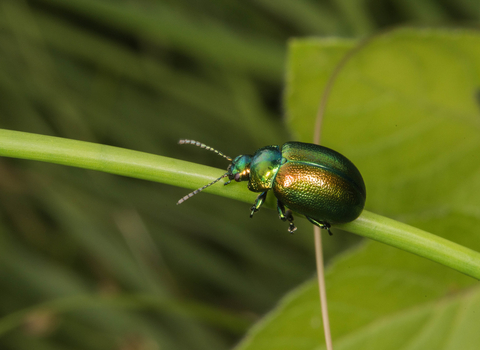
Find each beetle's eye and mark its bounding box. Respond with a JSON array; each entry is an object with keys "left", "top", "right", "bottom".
[{"left": 234, "top": 173, "right": 241, "bottom": 182}]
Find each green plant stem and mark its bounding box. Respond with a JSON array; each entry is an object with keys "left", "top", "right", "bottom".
[
  {"left": 338, "top": 211, "right": 480, "bottom": 280},
  {"left": 0, "top": 128, "right": 479, "bottom": 280},
  {"left": 0, "top": 128, "right": 255, "bottom": 203}
]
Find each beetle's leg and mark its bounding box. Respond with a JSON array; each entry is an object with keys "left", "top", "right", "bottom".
[
  {"left": 285, "top": 209, "right": 297, "bottom": 234},
  {"left": 277, "top": 200, "right": 286, "bottom": 221},
  {"left": 306, "top": 217, "right": 333, "bottom": 236},
  {"left": 250, "top": 191, "right": 268, "bottom": 218},
  {"left": 276, "top": 200, "right": 296, "bottom": 233}
]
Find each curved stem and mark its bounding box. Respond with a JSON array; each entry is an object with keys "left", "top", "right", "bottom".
[
  {"left": 0, "top": 128, "right": 479, "bottom": 279},
  {"left": 0, "top": 128, "right": 255, "bottom": 203},
  {"left": 337, "top": 211, "right": 480, "bottom": 280}
]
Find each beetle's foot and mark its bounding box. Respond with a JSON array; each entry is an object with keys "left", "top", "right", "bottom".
[
  {"left": 288, "top": 222, "right": 297, "bottom": 234},
  {"left": 324, "top": 223, "right": 333, "bottom": 236},
  {"left": 306, "top": 217, "right": 333, "bottom": 235},
  {"left": 285, "top": 210, "right": 296, "bottom": 234},
  {"left": 250, "top": 206, "right": 258, "bottom": 218}
]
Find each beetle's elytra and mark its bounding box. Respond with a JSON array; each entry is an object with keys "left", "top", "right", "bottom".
[{"left": 177, "top": 140, "right": 366, "bottom": 234}]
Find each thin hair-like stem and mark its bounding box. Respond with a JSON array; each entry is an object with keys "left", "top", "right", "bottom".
[
  {"left": 312, "top": 34, "right": 375, "bottom": 350},
  {"left": 314, "top": 226, "right": 332, "bottom": 350},
  {"left": 312, "top": 143, "right": 332, "bottom": 349}
]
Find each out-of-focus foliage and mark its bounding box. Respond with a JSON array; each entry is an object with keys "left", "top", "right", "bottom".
[
  {"left": 237, "top": 28, "right": 480, "bottom": 350},
  {"left": 0, "top": 1, "right": 478, "bottom": 349}
]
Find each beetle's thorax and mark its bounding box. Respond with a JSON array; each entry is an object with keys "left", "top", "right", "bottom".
[{"left": 247, "top": 146, "right": 284, "bottom": 192}]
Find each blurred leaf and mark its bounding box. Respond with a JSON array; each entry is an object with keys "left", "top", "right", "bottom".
[
  {"left": 333, "top": 0, "right": 374, "bottom": 35},
  {"left": 236, "top": 272, "right": 480, "bottom": 350},
  {"left": 237, "top": 28, "right": 480, "bottom": 349},
  {"left": 31, "top": 0, "right": 285, "bottom": 81},
  {"left": 253, "top": 0, "right": 342, "bottom": 35}
]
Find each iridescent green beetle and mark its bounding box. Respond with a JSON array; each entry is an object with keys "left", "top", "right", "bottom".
[{"left": 177, "top": 140, "right": 366, "bottom": 234}]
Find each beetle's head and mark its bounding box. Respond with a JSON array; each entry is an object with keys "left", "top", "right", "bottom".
[{"left": 225, "top": 155, "right": 252, "bottom": 184}]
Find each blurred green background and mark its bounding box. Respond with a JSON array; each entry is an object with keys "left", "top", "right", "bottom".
[{"left": 0, "top": 1, "right": 479, "bottom": 349}]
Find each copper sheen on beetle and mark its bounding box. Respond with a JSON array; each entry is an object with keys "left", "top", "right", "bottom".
[{"left": 177, "top": 140, "right": 366, "bottom": 234}]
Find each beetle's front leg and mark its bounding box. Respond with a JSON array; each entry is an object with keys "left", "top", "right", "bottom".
[
  {"left": 250, "top": 191, "right": 268, "bottom": 218},
  {"left": 277, "top": 200, "right": 297, "bottom": 233}
]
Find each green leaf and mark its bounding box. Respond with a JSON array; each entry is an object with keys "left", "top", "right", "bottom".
[
  {"left": 236, "top": 28, "right": 480, "bottom": 349},
  {"left": 236, "top": 275, "right": 480, "bottom": 350}
]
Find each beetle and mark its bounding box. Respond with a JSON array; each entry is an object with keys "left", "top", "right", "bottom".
[{"left": 177, "top": 140, "right": 366, "bottom": 234}]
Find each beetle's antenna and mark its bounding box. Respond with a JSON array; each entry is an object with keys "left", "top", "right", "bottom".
[
  {"left": 177, "top": 173, "right": 228, "bottom": 205},
  {"left": 178, "top": 139, "right": 232, "bottom": 162}
]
